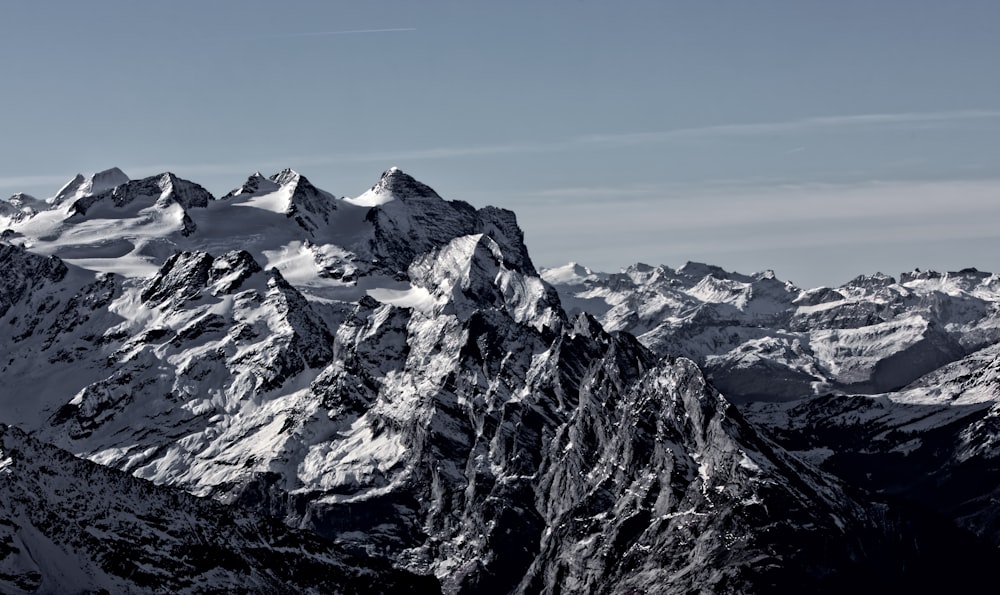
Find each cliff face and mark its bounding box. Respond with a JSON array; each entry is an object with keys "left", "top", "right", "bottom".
[{"left": 0, "top": 424, "right": 438, "bottom": 594}]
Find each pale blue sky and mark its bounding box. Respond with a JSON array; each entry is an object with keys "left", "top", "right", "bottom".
[{"left": 2, "top": 1, "right": 999, "bottom": 287}]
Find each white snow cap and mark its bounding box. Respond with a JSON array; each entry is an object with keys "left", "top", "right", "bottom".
[
  {"left": 345, "top": 166, "right": 415, "bottom": 207},
  {"left": 50, "top": 167, "right": 129, "bottom": 204},
  {"left": 540, "top": 262, "right": 604, "bottom": 285},
  {"left": 271, "top": 168, "right": 302, "bottom": 186}
]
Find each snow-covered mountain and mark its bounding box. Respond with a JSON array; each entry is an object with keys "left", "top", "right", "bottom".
[
  {"left": 545, "top": 259, "right": 1000, "bottom": 567},
  {"left": 543, "top": 261, "right": 1000, "bottom": 402},
  {"left": 743, "top": 339, "right": 1000, "bottom": 547},
  {"left": 2, "top": 167, "right": 1000, "bottom": 592},
  {"left": 49, "top": 167, "right": 130, "bottom": 206}
]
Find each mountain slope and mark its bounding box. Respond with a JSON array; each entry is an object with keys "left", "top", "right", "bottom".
[
  {"left": 744, "top": 340, "right": 1000, "bottom": 546},
  {"left": 0, "top": 423, "right": 437, "bottom": 594}
]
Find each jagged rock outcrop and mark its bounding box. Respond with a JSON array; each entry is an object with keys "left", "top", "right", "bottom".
[
  {"left": 140, "top": 249, "right": 262, "bottom": 307},
  {"left": 63, "top": 172, "right": 211, "bottom": 237},
  {"left": 69, "top": 172, "right": 212, "bottom": 214},
  {"left": 271, "top": 169, "right": 340, "bottom": 234},
  {"left": 0, "top": 244, "right": 68, "bottom": 317},
  {"left": 0, "top": 424, "right": 439, "bottom": 594},
  {"left": 222, "top": 171, "right": 281, "bottom": 199},
  {"left": 366, "top": 168, "right": 535, "bottom": 275}
]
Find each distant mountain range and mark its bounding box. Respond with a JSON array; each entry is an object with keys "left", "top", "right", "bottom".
[{"left": 1, "top": 167, "right": 998, "bottom": 593}]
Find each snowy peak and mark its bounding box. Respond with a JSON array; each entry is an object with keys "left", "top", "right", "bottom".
[
  {"left": 221, "top": 171, "right": 280, "bottom": 199},
  {"left": 56, "top": 172, "right": 212, "bottom": 239},
  {"left": 375, "top": 166, "right": 440, "bottom": 200},
  {"left": 221, "top": 168, "right": 336, "bottom": 222},
  {"left": 157, "top": 172, "right": 213, "bottom": 209},
  {"left": 900, "top": 268, "right": 941, "bottom": 283},
  {"left": 7, "top": 165, "right": 537, "bottom": 287},
  {"left": 50, "top": 167, "right": 130, "bottom": 205},
  {"left": 0, "top": 193, "right": 43, "bottom": 224},
  {"left": 349, "top": 166, "right": 440, "bottom": 207},
  {"left": 364, "top": 169, "right": 537, "bottom": 276},
  {"left": 269, "top": 168, "right": 328, "bottom": 203},
  {"left": 540, "top": 262, "right": 607, "bottom": 285},
  {"left": 269, "top": 167, "right": 305, "bottom": 188},
  {"left": 90, "top": 166, "right": 129, "bottom": 192},
  {"left": 51, "top": 173, "right": 86, "bottom": 205},
  {"left": 265, "top": 168, "right": 339, "bottom": 234},
  {"left": 7, "top": 192, "right": 40, "bottom": 207},
  {"left": 546, "top": 257, "right": 1000, "bottom": 402},
  {"left": 408, "top": 233, "right": 563, "bottom": 330},
  {"left": 677, "top": 260, "right": 753, "bottom": 283},
  {"left": 68, "top": 171, "right": 212, "bottom": 216},
  {"left": 845, "top": 271, "right": 897, "bottom": 290}
]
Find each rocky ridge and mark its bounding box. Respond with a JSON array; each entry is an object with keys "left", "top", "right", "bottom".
[{"left": 0, "top": 423, "right": 437, "bottom": 594}]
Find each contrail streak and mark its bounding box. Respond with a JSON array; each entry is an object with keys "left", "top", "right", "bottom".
[{"left": 267, "top": 27, "right": 417, "bottom": 38}]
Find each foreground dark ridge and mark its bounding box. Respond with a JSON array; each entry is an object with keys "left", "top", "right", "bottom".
[{"left": 0, "top": 423, "right": 438, "bottom": 593}]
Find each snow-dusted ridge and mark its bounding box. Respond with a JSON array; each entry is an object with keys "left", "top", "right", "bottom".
[
  {"left": 544, "top": 260, "right": 1000, "bottom": 402},
  {"left": 0, "top": 423, "right": 437, "bottom": 593}
]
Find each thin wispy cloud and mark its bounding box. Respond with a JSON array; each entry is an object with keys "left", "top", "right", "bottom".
[
  {"left": 134, "top": 144, "right": 554, "bottom": 178},
  {"left": 250, "top": 27, "right": 416, "bottom": 39},
  {"left": 575, "top": 109, "right": 1000, "bottom": 146},
  {"left": 82, "top": 108, "right": 1000, "bottom": 185},
  {"left": 303, "top": 108, "right": 1000, "bottom": 163},
  {"left": 303, "top": 27, "right": 416, "bottom": 35},
  {"left": 121, "top": 145, "right": 544, "bottom": 183},
  {"left": 8, "top": 108, "right": 999, "bottom": 199},
  {"left": 519, "top": 178, "right": 1000, "bottom": 231},
  {"left": 320, "top": 143, "right": 543, "bottom": 163},
  {"left": 309, "top": 108, "right": 1000, "bottom": 162}
]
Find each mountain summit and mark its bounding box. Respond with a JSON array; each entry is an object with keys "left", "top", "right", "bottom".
[
  {"left": 50, "top": 166, "right": 130, "bottom": 205},
  {"left": 349, "top": 166, "right": 442, "bottom": 207}
]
